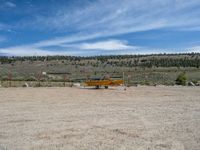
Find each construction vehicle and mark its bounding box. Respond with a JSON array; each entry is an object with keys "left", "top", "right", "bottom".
[{"left": 84, "top": 77, "right": 124, "bottom": 89}]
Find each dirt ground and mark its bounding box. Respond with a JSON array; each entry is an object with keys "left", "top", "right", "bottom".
[{"left": 0, "top": 86, "right": 200, "bottom": 150}]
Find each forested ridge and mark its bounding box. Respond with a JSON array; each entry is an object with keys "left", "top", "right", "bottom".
[{"left": 0, "top": 53, "right": 200, "bottom": 68}]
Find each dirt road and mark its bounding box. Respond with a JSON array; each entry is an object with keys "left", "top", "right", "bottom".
[{"left": 0, "top": 86, "right": 200, "bottom": 150}]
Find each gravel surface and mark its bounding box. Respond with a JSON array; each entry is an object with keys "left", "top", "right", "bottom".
[{"left": 0, "top": 86, "right": 200, "bottom": 150}]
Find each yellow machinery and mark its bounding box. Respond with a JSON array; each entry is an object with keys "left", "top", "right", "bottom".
[{"left": 84, "top": 78, "right": 123, "bottom": 89}]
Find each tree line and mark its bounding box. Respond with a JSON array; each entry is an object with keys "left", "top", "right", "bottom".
[{"left": 0, "top": 53, "right": 200, "bottom": 68}]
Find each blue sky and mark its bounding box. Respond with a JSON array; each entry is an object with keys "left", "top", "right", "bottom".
[{"left": 0, "top": 0, "right": 200, "bottom": 56}]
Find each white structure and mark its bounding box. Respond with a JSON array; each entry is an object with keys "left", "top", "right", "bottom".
[{"left": 42, "top": 72, "right": 47, "bottom": 75}]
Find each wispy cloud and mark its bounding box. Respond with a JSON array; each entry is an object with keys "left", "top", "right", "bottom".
[
  {"left": 0, "top": 39, "right": 140, "bottom": 56},
  {"left": 10, "top": 0, "right": 200, "bottom": 53},
  {"left": 5, "top": 1, "right": 16, "bottom": 8},
  {"left": 188, "top": 46, "right": 200, "bottom": 53},
  {"left": 1, "top": 0, "right": 200, "bottom": 56},
  {"left": 0, "top": 45, "right": 84, "bottom": 56},
  {"left": 0, "top": 46, "right": 50, "bottom": 56},
  {"left": 24, "top": 0, "right": 200, "bottom": 32},
  {"left": 77, "top": 40, "right": 137, "bottom": 51},
  {"left": 1, "top": 41, "right": 199, "bottom": 56}
]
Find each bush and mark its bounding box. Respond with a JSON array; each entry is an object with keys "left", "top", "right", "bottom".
[
  {"left": 35, "top": 82, "right": 41, "bottom": 87},
  {"left": 192, "top": 80, "right": 198, "bottom": 85},
  {"left": 175, "top": 72, "right": 187, "bottom": 85}
]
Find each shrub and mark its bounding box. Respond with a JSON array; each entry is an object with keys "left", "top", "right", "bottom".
[
  {"left": 192, "top": 80, "right": 198, "bottom": 85},
  {"left": 175, "top": 72, "right": 187, "bottom": 85}
]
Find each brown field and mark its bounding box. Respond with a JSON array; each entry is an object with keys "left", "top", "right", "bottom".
[{"left": 0, "top": 86, "right": 200, "bottom": 150}]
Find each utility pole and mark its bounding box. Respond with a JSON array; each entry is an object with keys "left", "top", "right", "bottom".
[
  {"left": 123, "top": 72, "right": 125, "bottom": 86},
  {"left": 8, "top": 73, "right": 12, "bottom": 87},
  {"left": 123, "top": 72, "right": 126, "bottom": 90}
]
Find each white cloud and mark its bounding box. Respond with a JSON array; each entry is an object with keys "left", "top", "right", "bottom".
[
  {"left": 5, "top": 2, "right": 16, "bottom": 8},
  {"left": 23, "top": 0, "right": 200, "bottom": 33},
  {"left": 0, "top": 46, "right": 44, "bottom": 56},
  {"left": 0, "top": 45, "right": 82, "bottom": 56},
  {"left": 0, "top": 39, "right": 140, "bottom": 56},
  {"left": 2, "top": 0, "right": 200, "bottom": 56},
  {"left": 188, "top": 46, "right": 200, "bottom": 53},
  {"left": 1, "top": 41, "right": 198, "bottom": 56},
  {"left": 34, "top": 33, "right": 102, "bottom": 47},
  {"left": 28, "top": 20, "right": 166, "bottom": 50},
  {"left": 78, "top": 40, "right": 137, "bottom": 51},
  {"left": 9, "top": 0, "right": 200, "bottom": 55}
]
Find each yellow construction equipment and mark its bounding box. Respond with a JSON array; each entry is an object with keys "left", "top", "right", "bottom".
[{"left": 84, "top": 78, "right": 123, "bottom": 89}]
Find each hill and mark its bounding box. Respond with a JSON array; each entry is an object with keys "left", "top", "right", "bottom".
[{"left": 0, "top": 53, "right": 200, "bottom": 86}]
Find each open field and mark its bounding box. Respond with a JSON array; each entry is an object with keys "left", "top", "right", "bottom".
[{"left": 0, "top": 86, "right": 200, "bottom": 150}]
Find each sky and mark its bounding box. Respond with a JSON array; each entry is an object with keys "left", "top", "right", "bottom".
[{"left": 0, "top": 0, "right": 200, "bottom": 56}]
